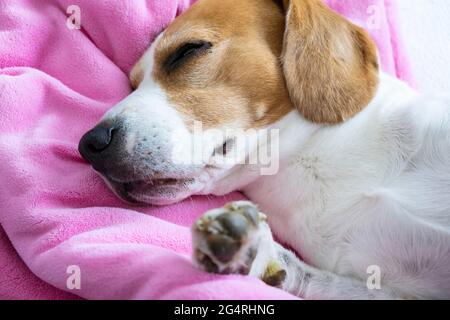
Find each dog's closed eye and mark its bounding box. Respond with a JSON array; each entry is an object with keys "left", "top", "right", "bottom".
[{"left": 164, "top": 40, "right": 212, "bottom": 72}]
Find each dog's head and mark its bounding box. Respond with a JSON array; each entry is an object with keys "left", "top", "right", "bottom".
[{"left": 79, "top": 0, "right": 379, "bottom": 205}]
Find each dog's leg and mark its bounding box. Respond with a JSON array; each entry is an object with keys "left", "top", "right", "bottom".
[{"left": 192, "top": 201, "right": 401, "bottom": 300}]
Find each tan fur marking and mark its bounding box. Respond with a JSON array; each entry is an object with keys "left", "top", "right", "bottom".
[
  {"left": 130, "top": 60, "right": 145, "bottom": 90},
  {"left": 281, "top": 0, "right": 379, "bottom": 124},
  {"left": 151, "top": 0, "right": 293, "bottom": 130},
  {"left": 130, "top": 0, "right": 379, "bottom": 129}
]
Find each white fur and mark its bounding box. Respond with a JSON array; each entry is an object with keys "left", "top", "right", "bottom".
[
  {"left": 103, "top": 34, "right": 450, "bottom": 298},
  {"left": 237, "top": 73, "right": 450, "bottom": 298}
]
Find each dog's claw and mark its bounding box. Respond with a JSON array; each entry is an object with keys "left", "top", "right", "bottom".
[{"left": 195, "top": 219, "right": 206, "bottom": 231}]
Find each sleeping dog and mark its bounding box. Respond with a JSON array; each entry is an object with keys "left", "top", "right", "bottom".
[{"left": 79, "top": 0, "right": 450, "bottom": 299}]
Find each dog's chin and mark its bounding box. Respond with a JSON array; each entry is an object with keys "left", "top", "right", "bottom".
[{"left": 103, "top": 176, "right": 197, "bottom": 206}]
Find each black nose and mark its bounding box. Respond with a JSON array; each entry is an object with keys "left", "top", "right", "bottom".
[{"left": 78, "top": 124, "right": 116, "bottom": 170}]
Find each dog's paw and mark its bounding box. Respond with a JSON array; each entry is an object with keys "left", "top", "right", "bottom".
[{"left": 192, "top": 201, "right": 268, "bottom": 275}]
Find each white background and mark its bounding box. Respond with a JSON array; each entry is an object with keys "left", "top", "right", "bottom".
[{"left": 397, "top": 0, "right": 450, "bottom": 92}]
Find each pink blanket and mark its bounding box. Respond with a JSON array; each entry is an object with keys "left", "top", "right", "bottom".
[{"left": 0, "top": 0, "right": 413, "bottom": 300}]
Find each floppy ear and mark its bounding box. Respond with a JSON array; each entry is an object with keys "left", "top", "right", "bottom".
[{"left": 280, "top": 0, "right": 379, "bottom": 124}]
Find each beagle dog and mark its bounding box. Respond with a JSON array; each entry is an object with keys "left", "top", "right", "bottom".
[{"left": 79, "top": 0, "right": 450, "bottom": 299}]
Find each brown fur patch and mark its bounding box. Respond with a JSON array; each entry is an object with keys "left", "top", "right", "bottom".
[
  {"left": 130, "top": 60, "right": 145, "bottom": 90},
  {"left": 150, "top": 0, "right": 293, "bottom": 130},
  {"left": 131, "top": 0, "right": 379, "bottom": 128},
  {"left": 281, "top": 0, "right": 379, "bottom": 124}
]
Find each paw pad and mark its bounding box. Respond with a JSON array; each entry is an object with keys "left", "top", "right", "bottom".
[{"left": 192, "top": 201, "right": 267, "bottom": 274}]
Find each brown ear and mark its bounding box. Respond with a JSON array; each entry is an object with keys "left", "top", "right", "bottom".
[{"left": 280, "top": 0, "right": 379, "bottom": 124}]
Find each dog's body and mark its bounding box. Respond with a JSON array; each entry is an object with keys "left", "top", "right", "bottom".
[
  {"left": 79, "top": 0, "right": 450, "bottom": 299},
  {"left": 241, "top": 74, "right": 450, "bottom": 299}
]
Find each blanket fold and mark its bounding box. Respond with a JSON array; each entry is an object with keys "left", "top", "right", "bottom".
[{"left": 0, "top": 0, "right": 412, "bottom": 299}]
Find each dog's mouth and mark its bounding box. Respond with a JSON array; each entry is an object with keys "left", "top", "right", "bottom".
[{"left": 104, "top": 176, "right": 196, "bottom": 205}]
